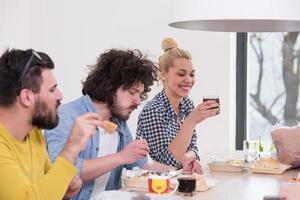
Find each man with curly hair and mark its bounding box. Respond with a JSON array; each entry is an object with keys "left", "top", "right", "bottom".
[{"left": 44, "top": 49, "right": 187, "bottom": 200}]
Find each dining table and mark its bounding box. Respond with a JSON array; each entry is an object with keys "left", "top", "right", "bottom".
[{"left": 97, "top": 151, "right": 300, "bottom": 200}]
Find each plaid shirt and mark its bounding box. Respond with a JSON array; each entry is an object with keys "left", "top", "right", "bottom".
[{"left": 136, "top": 90, "right": 200, "bottom": 168}]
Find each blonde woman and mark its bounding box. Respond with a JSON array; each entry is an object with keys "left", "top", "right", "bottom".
[{"left": 136, "top": 38, "right": 219, "bottom": 173}]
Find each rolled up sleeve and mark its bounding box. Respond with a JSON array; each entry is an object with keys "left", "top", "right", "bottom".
[{"left": 44, "top": 111, "right": 84, "bottom": 174}]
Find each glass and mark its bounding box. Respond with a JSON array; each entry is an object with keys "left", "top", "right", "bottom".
[
  {"left": 243, "top": 140, "right": 258, "bottom": 163},
  {"left": 177, "top": 173, "right": 196, "bottom": 197},
  {"left": 203, "top": 95, "right": 220, "bottom": 111}
]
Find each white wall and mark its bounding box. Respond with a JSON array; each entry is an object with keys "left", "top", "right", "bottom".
[{"left": 0, "top": 0, "right": 235, "bottom": 156}]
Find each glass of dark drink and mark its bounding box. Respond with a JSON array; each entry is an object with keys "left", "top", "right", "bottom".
[
  {"left": 203, "top": 95, "right": 220, "bottom": 110},
  {"left": 177, "top": 173, "right": 196, "bottom": 196}
]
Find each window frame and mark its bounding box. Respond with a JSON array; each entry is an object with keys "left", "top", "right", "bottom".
[{"left": 236, "top": 32, "right": 248, "bottom": 150}]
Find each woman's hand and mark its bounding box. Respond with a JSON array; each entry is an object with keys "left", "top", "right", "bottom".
[
  {"left": 181, "top": 151, "right": 203, "bottom": 174},
  {"left": 187, "top": 100, "right": 220, "bottom": 125}
]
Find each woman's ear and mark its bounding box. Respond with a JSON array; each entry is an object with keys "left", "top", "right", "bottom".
[
  {"left": 19, "top": 89, "right": 35, "bottom": 107},
  {"left": 160, "top": 70, "right": 166, "bottom": 81}
]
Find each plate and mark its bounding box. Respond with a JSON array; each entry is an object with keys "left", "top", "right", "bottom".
[
  {"left": 90, "top": 190, "right": 184, "bottom": 200},
  {"left": 122, "top": 176, "right": 217, "bottom": 193},
  {"left": 249, "top": 163, "right": 291, "bottom": 175}
]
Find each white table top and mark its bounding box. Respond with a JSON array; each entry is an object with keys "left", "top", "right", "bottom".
[
  {"left": 100, "top": 168, "right": 298, "bottom": 200},
  {"left": 101, "top": 151, "right": 300, "bottom": 200},
  {"left": 191, "top": 168, "right": 298, "bottom": 200}
]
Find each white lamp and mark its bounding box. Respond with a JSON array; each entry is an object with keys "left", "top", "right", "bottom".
[{"left": 169, "top": 0, "right": 300, "bottom": 32}]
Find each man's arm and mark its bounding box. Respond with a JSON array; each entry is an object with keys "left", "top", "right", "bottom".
[{"left": 80, "top": 139, "right": 149, "bottom": 182}]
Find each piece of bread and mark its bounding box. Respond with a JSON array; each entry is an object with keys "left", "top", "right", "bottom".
[
  {"left": 253, "top": 158, "right": 280, "bottom": 169},
  {"left": 194, "top": 173, "right": 207, "bottom": 186},
  {"left": 103, "top": 121, "right": 118, "bottom": 133},
  {"left": 228, "top": 159, "right": 245, "bottom": 167},
  {"left": 289, "top": 178, "right": 300, "bottom": 183}
]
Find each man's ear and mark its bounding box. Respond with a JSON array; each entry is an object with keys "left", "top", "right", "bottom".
[{"left": 19, "top": 89, "right": 35, "bottom": 107}]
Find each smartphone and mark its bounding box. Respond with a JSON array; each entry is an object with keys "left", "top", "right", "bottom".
[{"left": 263, "top": 195, "right": 281, "bottom": 200}]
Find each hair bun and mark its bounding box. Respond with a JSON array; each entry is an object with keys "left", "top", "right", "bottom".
[{"left": 161, "top": 38, "right": 178, "bottom": 52}]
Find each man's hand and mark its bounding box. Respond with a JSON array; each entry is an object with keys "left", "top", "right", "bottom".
[
  {"left": 117, "top": 139, "right": 150, "bottom": 165},
  {"left": 60, "top": 113, "right": 103, "bottom": 163},
  {"left": 279, "top": 182, "right": 300, "bottom": 200},
  {"left": 63, "top": 176, "right": 82, "bottom": 200}
]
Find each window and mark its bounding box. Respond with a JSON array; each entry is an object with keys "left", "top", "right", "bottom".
[{"left": 236, "top": 32, "right": 300, "bottom": 151}]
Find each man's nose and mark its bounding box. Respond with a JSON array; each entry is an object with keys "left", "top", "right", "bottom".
[
  {"left": 56, "top": 89, "right": 63, "bottom": 101},
  {"left": 133, "top": 96, "right": 141, "bottom": 106}
]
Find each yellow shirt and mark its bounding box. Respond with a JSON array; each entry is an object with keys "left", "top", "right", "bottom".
[{"left": 0, "top": 122, "right": 77, "bottom": 200}]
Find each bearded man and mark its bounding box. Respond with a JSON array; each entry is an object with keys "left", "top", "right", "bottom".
[{"left": 0, "top": 49, "right": 103, "bottom": 200}]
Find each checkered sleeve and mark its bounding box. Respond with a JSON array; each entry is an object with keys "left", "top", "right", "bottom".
[
  {"left": 188, "top": 130, "right": 200, "bottom": 161},
  {"left": 136, "top": 107, "right": 182, "bottom": 168}
]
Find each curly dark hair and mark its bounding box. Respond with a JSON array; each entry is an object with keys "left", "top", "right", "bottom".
[
  {"left": 0, "top": 49, "right": 54, "bottom": 106},
  {"left": 82, "top": 49, "right": 158, "bottom": 106}
]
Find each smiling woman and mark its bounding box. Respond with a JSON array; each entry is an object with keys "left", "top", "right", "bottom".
[{"left": 136, "top": 38, "right": 220, "bottom": 169}]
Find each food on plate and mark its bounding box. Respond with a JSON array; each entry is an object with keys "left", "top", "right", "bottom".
[
  {"left": 122, "top": 168, "right": 212, "bottom": 192},
  {"left": 228, "top": 159, "right": 245, "bottom": 167},
  {"left": 122, "top": 168, "right": 177, "bottom": 190},
  {"left": 208, "top": 159, "right": 245, "bottom": 172},
  {"left": 251, "top": 158, "right": 280, "bottom": 169},
  {"left": 289, "top": 178, "right": 300, "bottom": 183},
  {"left": 194, "top": 173, "right": 208, "bottom": 191},
  {"left": 102, "top": 120, "right": 118, "bottom": 133}
]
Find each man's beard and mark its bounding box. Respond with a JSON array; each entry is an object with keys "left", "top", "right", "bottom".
[
  {"left": 32, "top": 97, "right": 60, "bottom": 129},
  {"left": 109, "top": 100, "right": 137, "bottom": 121}
]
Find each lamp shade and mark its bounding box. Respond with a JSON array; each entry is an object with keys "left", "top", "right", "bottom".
[{"left": 169, "top": 0, "right": 300, "bottom": 32}]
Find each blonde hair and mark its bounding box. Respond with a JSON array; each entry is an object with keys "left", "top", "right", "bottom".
[{"left": 159, "top": 38, "right": 192, "bottom": 72}]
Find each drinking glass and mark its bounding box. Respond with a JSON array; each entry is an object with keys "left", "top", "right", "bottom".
[{"left": 243, "top": 140, "right": 259, "bottom": 163}]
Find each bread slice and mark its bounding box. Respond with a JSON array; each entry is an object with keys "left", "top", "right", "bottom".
[
  {"left": 103, "top": 121, "right": 118, "bottom": 133},
  {"left": 253, "top": 158, "right": 280, "bottom": 169}
]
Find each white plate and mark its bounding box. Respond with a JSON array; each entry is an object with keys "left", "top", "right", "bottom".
[{"left": 91, "top": 190, "right": 184, "bottom": 200}]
